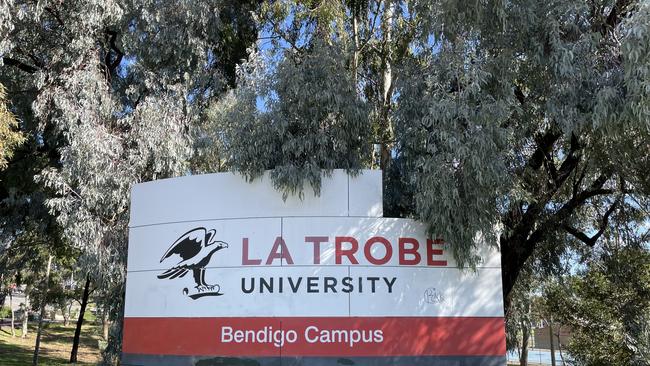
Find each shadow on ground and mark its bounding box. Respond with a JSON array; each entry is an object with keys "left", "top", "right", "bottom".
[{"left": 0, "top": 322, "right": 100, "bottom": 365}]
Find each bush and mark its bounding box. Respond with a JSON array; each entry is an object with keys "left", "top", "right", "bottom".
[{"left": 0, "top": 306, "right": 11, "bottom": 318}]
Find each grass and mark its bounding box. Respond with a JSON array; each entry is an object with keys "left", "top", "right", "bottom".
[{"left": 0, "top": 307, "right": 102, "bottom": 365}]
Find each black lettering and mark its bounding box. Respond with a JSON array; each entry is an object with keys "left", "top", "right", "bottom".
[
  {"left": 241, "top": 277, "right": 254, "bottom": 293},
  {"left": 260, "top": 277, "right": 273, "bottom": 293},
  {"left": 368, "top": 277, "right": 379, "bottom": 293},
  {"left": 307, "top": 277, "right": 318, "bottom": 293},
  {"left": 341, "top": 277, "right": 354, "bottom": 293},
  {"left": 384, "top": 277, "right": 397, "bottom": 293},
  {"left": 242, "top": 276, "right": 396, "bottom": 295},
  {"left": 288, "top": 277, "right": 302, "bottom": 293},
  {"left": 324, "top": 277, "right": 337, "bottom": 293}
]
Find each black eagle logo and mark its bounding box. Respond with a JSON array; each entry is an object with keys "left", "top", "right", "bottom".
[{"left": 157, "top": 227, "right": 228, "bottom": 299}]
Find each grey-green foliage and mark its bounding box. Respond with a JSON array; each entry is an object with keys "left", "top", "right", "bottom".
[
  {"left": 399, "top": 0, "right": 650, "bottom": 266},
  {"left": 622, "top": 1, "right": 650, "bottom": 126},
  {"left": 395, "top": 39, "right": 513, "bottom": 261},
  {"left": 546, "top": 245, "right": 650, "bottom": 365},
  {"left": 0, "top": 83, "right": 25, "bottom": 170},
  {"left": 1, "top": 0, "right": 258, "bottom": 363},
  {"left": 205, "top": 1, "right": 650, "bottom": 285},
  {"left": 207, "top": 41, "right": 370, "bottom": 198}
]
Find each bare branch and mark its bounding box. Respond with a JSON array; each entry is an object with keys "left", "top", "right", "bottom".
[{"left": 563, "top": 198, "right": 620, "bottom": 246}]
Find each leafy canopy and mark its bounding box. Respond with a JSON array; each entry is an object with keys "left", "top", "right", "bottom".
[
  {"left": 1, "top": 0, "right": 259, "bottom": 363},
  {"left": 546, "top": 245, "right": 650, "bottom": 366},
  {"left": 0, "top": 84, "right": 24, "bottom": 170},
  {"left": 205, "top": 1, "right": 650, "bottom": 309}
]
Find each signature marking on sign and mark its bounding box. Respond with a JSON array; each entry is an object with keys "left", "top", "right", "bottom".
[{"left": 423, "top": 287, "right": 445, "bottom": 304}]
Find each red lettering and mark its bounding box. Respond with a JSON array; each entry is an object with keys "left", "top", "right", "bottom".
[
  {"left": 305, "top": 236, "right": 328, "bottom": 264},
  {"left": 266, "top": 236, "right": 294, "bottom": 265},
  {"left": 427, "top": 239, "right": 447, "bottom": 266},
  {"left": 241, "top": 238, "right": 262, "bottom": 265},
  {"left": 364, "top": 236, "right": 392, "bottom": 265},
  {"left": 335, "top": 236, "right": 359, "bottom": 264},
  {"left": 398, "top": 238, "right": 421, "bottom": 265}
]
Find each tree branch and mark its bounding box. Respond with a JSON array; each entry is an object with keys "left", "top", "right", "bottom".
[
  {"left": 44, "top": 6, "right": 65, "bottom": 27},
  {"left": 554, "top": 133, "right": 582, "bottom": 188},
  {"left": 514, "top": 133, "right": 584, "bottom": 236},
  {"left": 554, "top": 173, "right": 613, "bottom": 220},
  {"left": 102, "top": 30, "right": 124, "bottom": 83},
  {"left": 527, "top": 124, "right": 562, "bottom": 171},
  {"left": 603, "top": 0, "right": 631, "bottom": 35},
  {"left": 267, "top": 18, "right": 303, "bottom": 55},
  {"left": 358, "top": 0, "right": 381, "bottom": 53},
  {"left": 14, "top": 47, "right": 46, "bottom": 69},
  {"left": 572, "top": 162, "right": 587, "bottom": 198},
  {"left": 563, "top": 198, "right": 620, "bottom": 246},
  {"left": 514, "top": 85, "right": 526, "bottom": 105},
  {"left": 515, "top": 172, "right": 613, "bottom": 256},
  {"left": 2, "top": 57, "right": 38, "bottom": 73}
]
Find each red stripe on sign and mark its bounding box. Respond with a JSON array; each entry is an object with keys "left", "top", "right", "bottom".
[{"left": 122, "top": 317, "right": 505, "bottom": 357}]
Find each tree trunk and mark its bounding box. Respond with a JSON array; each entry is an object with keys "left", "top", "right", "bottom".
[
  {"left": 60, "top": 304, "right": 69, "bottom": 327},
  {"left": 378, "top": 0, "right": 395, "bottom": 171},
  {"left": 0, "top": 275, "right": 3, "bottom": 334},
  {"left": 501, "top": 235, "right": 536, "bottom": 313},
  {"left": 0, "top": 280, "right": 2, "bottom": 335},
  {"left": 520, "top": 321, "right": 529, "bottom": 366},
  {"left": 0, "top": 284, "right": 5, "bottom": 318},
  {"left": 381, "top": 0, "right": 394, "bottom": 105},
  {"left": 351, "top": 6, "right": 360, "bottom": 87},
  {"left": 549, "top": 321, "right": 556, "bottom": 366},
  {"left": 555, "top": 327, "right": 566, "bottom": 364},
  {"left": 69, "top": 275, "right": 90, "bottom": 363},
  {"left": 10, "top": 290, "right": 16, "bottom": 337},
  {"left": 33, "top": 255, "right": 53, "bottom": 366},
  {"left": 101, "top": 306, "right": 109, "bottom": 340},
  {"left": 22, "top": 290, "right": 29, "bottom": 338}
]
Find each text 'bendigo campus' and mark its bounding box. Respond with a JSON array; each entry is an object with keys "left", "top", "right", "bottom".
[{"left": 221, "top": 325, "right": 384, "bottom": 348}]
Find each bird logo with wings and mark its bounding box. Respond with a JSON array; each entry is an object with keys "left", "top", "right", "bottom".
[{"left": 157, "top": 227, "right": 228, "bottom": 300}]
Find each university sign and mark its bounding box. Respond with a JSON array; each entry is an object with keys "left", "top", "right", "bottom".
[{"left": 122, "top": 170, "right": 506, "bottom": 366}]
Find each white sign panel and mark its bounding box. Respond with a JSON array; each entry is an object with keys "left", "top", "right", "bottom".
[{"left": 122, "top": 170, "right": 506, "bottom": 366}]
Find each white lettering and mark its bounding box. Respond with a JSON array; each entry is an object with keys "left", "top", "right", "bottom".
[
  {"left": 374, "top": 329, "right": 384, "bottom": 342},
  {"left": 233, "top": 330, "right": 244, "bottom": 342},
  {"left": 305, "top": 326, "right": 319, "bottom": 343},
  {"left": 221, "top": 326, "right": 233, "bottom": 343},
  {"left": 224, "top": 325, "right": 383, "bottom": 347},
  {"left": 303, "top": 327, "right": 384, "bottom": 347}
]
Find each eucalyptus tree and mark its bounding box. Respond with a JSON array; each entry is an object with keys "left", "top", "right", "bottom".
[
  {"left": 0, "top": 222, "right": 68, "bottom": 337},
  {"left": 206, "top": 0, "right": 650, "bottom": 312},
  {"left": 505, "top": 268, "right": 538, "bottom": 366},
  {"left": 0, "top": 83, "right": 23, "bottom": 169},
  {"left": 1, "top": 0, "right": 260, "bottom": 362},
  {"left": 546, "top": 244, "right": 650, "bottom": 365}
]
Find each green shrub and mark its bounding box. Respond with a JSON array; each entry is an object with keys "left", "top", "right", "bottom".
[{"left": 0, "top": 306, "right": 12, "bottom": 318}]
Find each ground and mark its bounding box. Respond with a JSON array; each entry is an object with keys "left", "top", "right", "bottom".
[{"left": 0, "top": 308, "right": 103, "bottom": 365}]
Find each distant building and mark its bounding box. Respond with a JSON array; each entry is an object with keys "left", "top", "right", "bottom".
[{"left": 533, "top": 325, "right": 572, "bottom": 350}]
